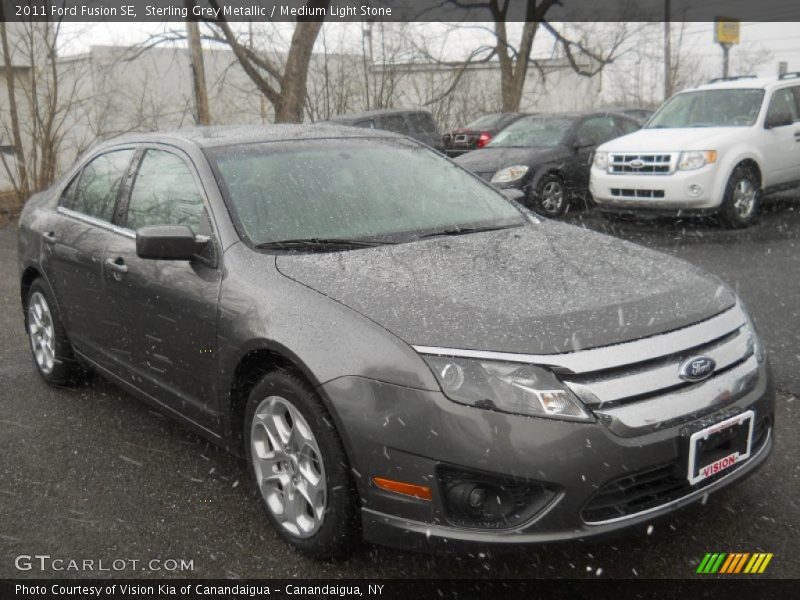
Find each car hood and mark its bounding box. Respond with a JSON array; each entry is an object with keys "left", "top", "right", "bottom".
[
  {"left": 275, "top": 222, "right": 735, "bottom": 355},
  {"left": 454, "top": 147, "right": 561, "bottom": 174},
  {"left": 599, "top": 127, "right": 746, "bottom": 152}
]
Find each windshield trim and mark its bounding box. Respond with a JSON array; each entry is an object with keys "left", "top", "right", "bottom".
[{"left": 203, "top": 137, "right": 530, "bottom": 253}]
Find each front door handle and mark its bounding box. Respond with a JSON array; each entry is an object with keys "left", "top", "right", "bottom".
[
  {"left": 42, "top": 231, "right": 56, "bottom": 244},
  {"left": 105, "top": 257, "right": 128, "bottom": 275}
]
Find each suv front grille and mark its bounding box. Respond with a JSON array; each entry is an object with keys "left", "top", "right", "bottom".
[
  {"left": 581, "top": 415, "right": 771, "bottom": 523},
  {"left": 609, "top": 153, "right": 674, "bottom": 175}
]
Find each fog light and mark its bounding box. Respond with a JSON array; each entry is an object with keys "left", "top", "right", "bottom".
[
  {"left": 439, "top": 466, "right": 558, "bottom": 529},
  {"left": 687, "top": 184, "right": 703, "bottom": 197},
  {"left": 468, "top": 487, "right": 487, "bottom": 508}
]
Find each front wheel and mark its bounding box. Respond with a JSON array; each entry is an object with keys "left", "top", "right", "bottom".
[
  {"left": 530, "top": 174, "right": 569, "bottom": 217},
  {"left": 719, "top": 165, "right": 761, "bottom": 228},
  {"left": 245, "top": 371, "right": 359, "bottom": 558}
]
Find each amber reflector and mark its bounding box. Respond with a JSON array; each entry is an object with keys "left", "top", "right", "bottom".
[{"left": 373, "top": 477, "right": 433, "bottom": 501}]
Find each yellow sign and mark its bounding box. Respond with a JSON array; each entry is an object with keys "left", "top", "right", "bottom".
[{"left": 715, "top": 19, "right": 740, "bottom": 45}]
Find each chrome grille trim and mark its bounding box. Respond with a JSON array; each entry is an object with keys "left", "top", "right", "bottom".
[
  {"left": 412, "top": 302, "right": 746, "bottom": 376},
  {"left": 608, "top": 152, "right": 675, "bottom": 175},
  {"left": 563, "top": 326, "right": 753, "bottom": 406}
]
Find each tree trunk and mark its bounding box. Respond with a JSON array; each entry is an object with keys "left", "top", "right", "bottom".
[
  {"left": 186, "top": 11, "right": 211, "bottom": 125},
  {"left": 0, "top": 20, "right": 29, "bottom": 199},
  {"left": 274, "top": 19, "right": 324, "bottom": 123}
]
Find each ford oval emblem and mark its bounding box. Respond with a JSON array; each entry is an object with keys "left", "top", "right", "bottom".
[
  {"left": 629, "top": 159, "right": 645, "bottom": 169},
  {"left": 679, "top": 356, "right": 716, "bottom": 382}
]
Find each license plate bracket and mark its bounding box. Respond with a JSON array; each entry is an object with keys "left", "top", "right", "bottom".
[{"left": 686, "top": 410, "right": 754, "bottom": 485}]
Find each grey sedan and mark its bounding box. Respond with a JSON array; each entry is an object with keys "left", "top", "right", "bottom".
[{"left": 17, "top": 125, "right": 774, "bottom": 558}]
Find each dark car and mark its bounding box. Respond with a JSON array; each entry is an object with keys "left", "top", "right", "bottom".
[
  {"left": 316, "top": 108, "right": 443, "bottom": 151},
  {"left": 18, "top": 125, "right": 773, "bottom": 559},
  {"left": 604, "top": 106, "right": 655, "bottom": 124},
  {"left": 455, "top": 111, "right": 641, "bottom": 216},
  {"left": 442, "top": 112, "right": 526, "bottom": 157}
]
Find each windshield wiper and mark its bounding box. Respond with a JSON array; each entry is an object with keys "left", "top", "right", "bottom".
[
  {"left": 414, "top": 224, "right": 517, "bottom": 240},
  {"left": 255, "top": 237, "right": 393, "bottom": 250}
]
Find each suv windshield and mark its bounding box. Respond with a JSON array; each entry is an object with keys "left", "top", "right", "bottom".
[
  {"left": 648, "top": 89, "right": 764, "bottom": 128},
  {"left": 208, "top": 139, "right": 525, "bottom": 247},
  {"left": 488, "top": 117, "right": 574, "bottom": 148}
]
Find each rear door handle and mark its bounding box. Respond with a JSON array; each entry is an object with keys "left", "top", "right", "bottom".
[
  {"left": 105, "top": 257, "right": 128, "bottom": 275},
  {"left": 42, "top": 231, "right": 56, "bottom": 244}
]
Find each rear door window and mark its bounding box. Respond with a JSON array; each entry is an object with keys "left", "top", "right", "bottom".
[
  {"left": 68, "top": 149, "right": 135, "bottom": 221},
  {"left": 125, "top": 149, "right": 206, "bottom": 233},
  {"left": 354, "top": 120, "right": 375, "bottom": 129}
]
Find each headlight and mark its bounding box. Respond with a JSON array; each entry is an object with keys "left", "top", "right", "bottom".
[
  {"left": 677, "top": 150, "right": 716, "bottom": 171},
  {"left": 593, "top": 151, "right": 608, "bottom": 169},
  {"left": 741, "top": 305, "right": 766, "bottom": 364},
  {"left": 421, "top": 355, "right": 593, "bottom": 422},
  {"left": 491, "top": 165, "right": 529, "bottom": 183}
]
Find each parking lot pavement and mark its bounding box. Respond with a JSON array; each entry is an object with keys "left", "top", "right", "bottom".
[{"left": 1, "top": 201, "right": 798, "bottom": 579}]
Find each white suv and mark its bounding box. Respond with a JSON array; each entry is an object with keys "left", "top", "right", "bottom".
[{"left": 591, "top": 74, "right": 800, "bottom": 227}]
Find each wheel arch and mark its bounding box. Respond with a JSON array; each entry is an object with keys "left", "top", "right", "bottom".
[{"left": 224, "top": 341, "right": 354, "bottom": 461}]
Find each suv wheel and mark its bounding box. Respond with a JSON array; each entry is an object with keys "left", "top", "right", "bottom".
[
  {"left": 720, "top": 165, "right": 761, "bottom": 228},
  {"left": 25, "top": 279, "right": 87, "bottom": 386},
  {"left": 531, "top": 175, "right": 569, "bottom": 217},
  {"left": 245, "top": 371, "right": 359, "bottom": 558}
]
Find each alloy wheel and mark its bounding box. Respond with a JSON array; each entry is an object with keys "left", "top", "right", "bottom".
[
  {"left": 732, "top": 178, "right": 756, "bottom": 220},
  {"left": 250, "top": 395, "right": 327, "bottom": 538},
  {"left": 28, "top": 291, "right": 55, "bottom": 375},
  {"left": 540, "top": 180, "right": 565, "bottom": 213}
]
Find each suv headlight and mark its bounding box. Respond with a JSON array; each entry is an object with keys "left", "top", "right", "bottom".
[
  {"left": 677, "top": 150, "right": 716, "bottom": 171},
  {"left": 593, "top": 151, "right": 608, "bottom": 169},
  {"left": 421, "top": 355, "right": 593, "bottom": 422},
  {"left": 491, "top": 165, "right": 529, "bottom": 183}
]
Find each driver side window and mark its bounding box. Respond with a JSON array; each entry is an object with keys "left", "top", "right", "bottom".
[
  {"left": 575, "top": 116, "right": 618, "bottom": 146},
  {"left": 766, "top": 88, "right": 799, "bottom": 124},
  {"left": 126, "top": 149, "right": 207, "bottom": 233}
]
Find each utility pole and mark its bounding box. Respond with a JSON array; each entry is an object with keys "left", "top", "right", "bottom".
[
  {"left": 664, "top": 0, "right": 672, "bottom": 101},
  {"left": 186, "top": 0, "right": 211, "bottom": 125}
]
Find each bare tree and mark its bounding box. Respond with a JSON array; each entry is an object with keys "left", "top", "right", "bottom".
[
  {"left": 0, "top": 20, "right": 29, "bottom": 201},
  {"left": 206, "top": 0, "right": 330, "bottom": 123}
]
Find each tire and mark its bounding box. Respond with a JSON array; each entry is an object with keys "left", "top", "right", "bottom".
[
  {"left": 719, "top": 165, "right": 761, "bottom": 228},
  {"left": 530, "top": 174, "right": 569, "bottom": 217},
  {"left": 245, "top": 370, "right": 359, "bottom": 558},
  {"left": 25, "top": 278, "right": 87, "bottom": 386}
]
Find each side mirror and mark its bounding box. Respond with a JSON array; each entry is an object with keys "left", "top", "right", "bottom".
[
  {"left": 765, "top": 112, "right": 794, "bottom": 129},
  {"left": 136, "top": 225, "right": 208, "bottom": 260}
]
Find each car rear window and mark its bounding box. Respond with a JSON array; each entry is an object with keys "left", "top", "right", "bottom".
[{"left": 407, "top": 112, "right": 438, "bottom": 133}]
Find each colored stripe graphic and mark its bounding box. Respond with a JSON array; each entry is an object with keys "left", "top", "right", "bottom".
[{"left": 697, "top": 552, "right": 772, "bottom": 574}]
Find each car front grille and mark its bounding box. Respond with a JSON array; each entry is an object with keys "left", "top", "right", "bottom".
[
  {"left": 580, "top": 415, "right": 771, "bottom": 523},
  {"left": 562, "top": 309, "right": 754, "bottom": 410},
  {"left": 610, "top": 188, "right": 665, "bottom": 199},
  {"left": 609, "top": 153, "right": 674, "bottom": 175}
]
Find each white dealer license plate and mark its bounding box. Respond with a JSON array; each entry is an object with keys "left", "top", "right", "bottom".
[{"left": 687, "top": 410, "right": 754, "bottom": 485}]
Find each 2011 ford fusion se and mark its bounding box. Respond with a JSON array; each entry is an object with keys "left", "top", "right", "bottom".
[{"left": 17, "top": 125, "right": 774, "bottom": 558}]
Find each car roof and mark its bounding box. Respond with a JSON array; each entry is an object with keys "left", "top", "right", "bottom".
[
  {"left": 324, "top": 108, "right": 434, "bottom": 122},
  {"left": 515, "top": 110, "right": 637, "bottom": 120},
  {"left": 691, "top": 75, "right": 799, "bottom": 92},
  {"left": 94, "top": 124, "right": 407, "bottom": 151}
]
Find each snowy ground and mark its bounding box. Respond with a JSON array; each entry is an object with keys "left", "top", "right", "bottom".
[{"left": 1, "top": 197, "right": 797, "bottom": 579}]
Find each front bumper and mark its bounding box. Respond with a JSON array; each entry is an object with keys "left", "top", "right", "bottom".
[
  {"left": 320, "top": 362, "right": 775, "bottom": 551},
  {"left": 590, "top": 164, "right": 724, "bottom": 212}
]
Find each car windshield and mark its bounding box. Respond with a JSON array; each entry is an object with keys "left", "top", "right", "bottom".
[
  {"left": 487, "top": 117, "right": 574, "bottom": 148},
  {"left": 647, "top": 89, "right": 764, "bottom": 128},
  {"left": 208, "top": 138, "right": 525, "bottom": 247}
]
